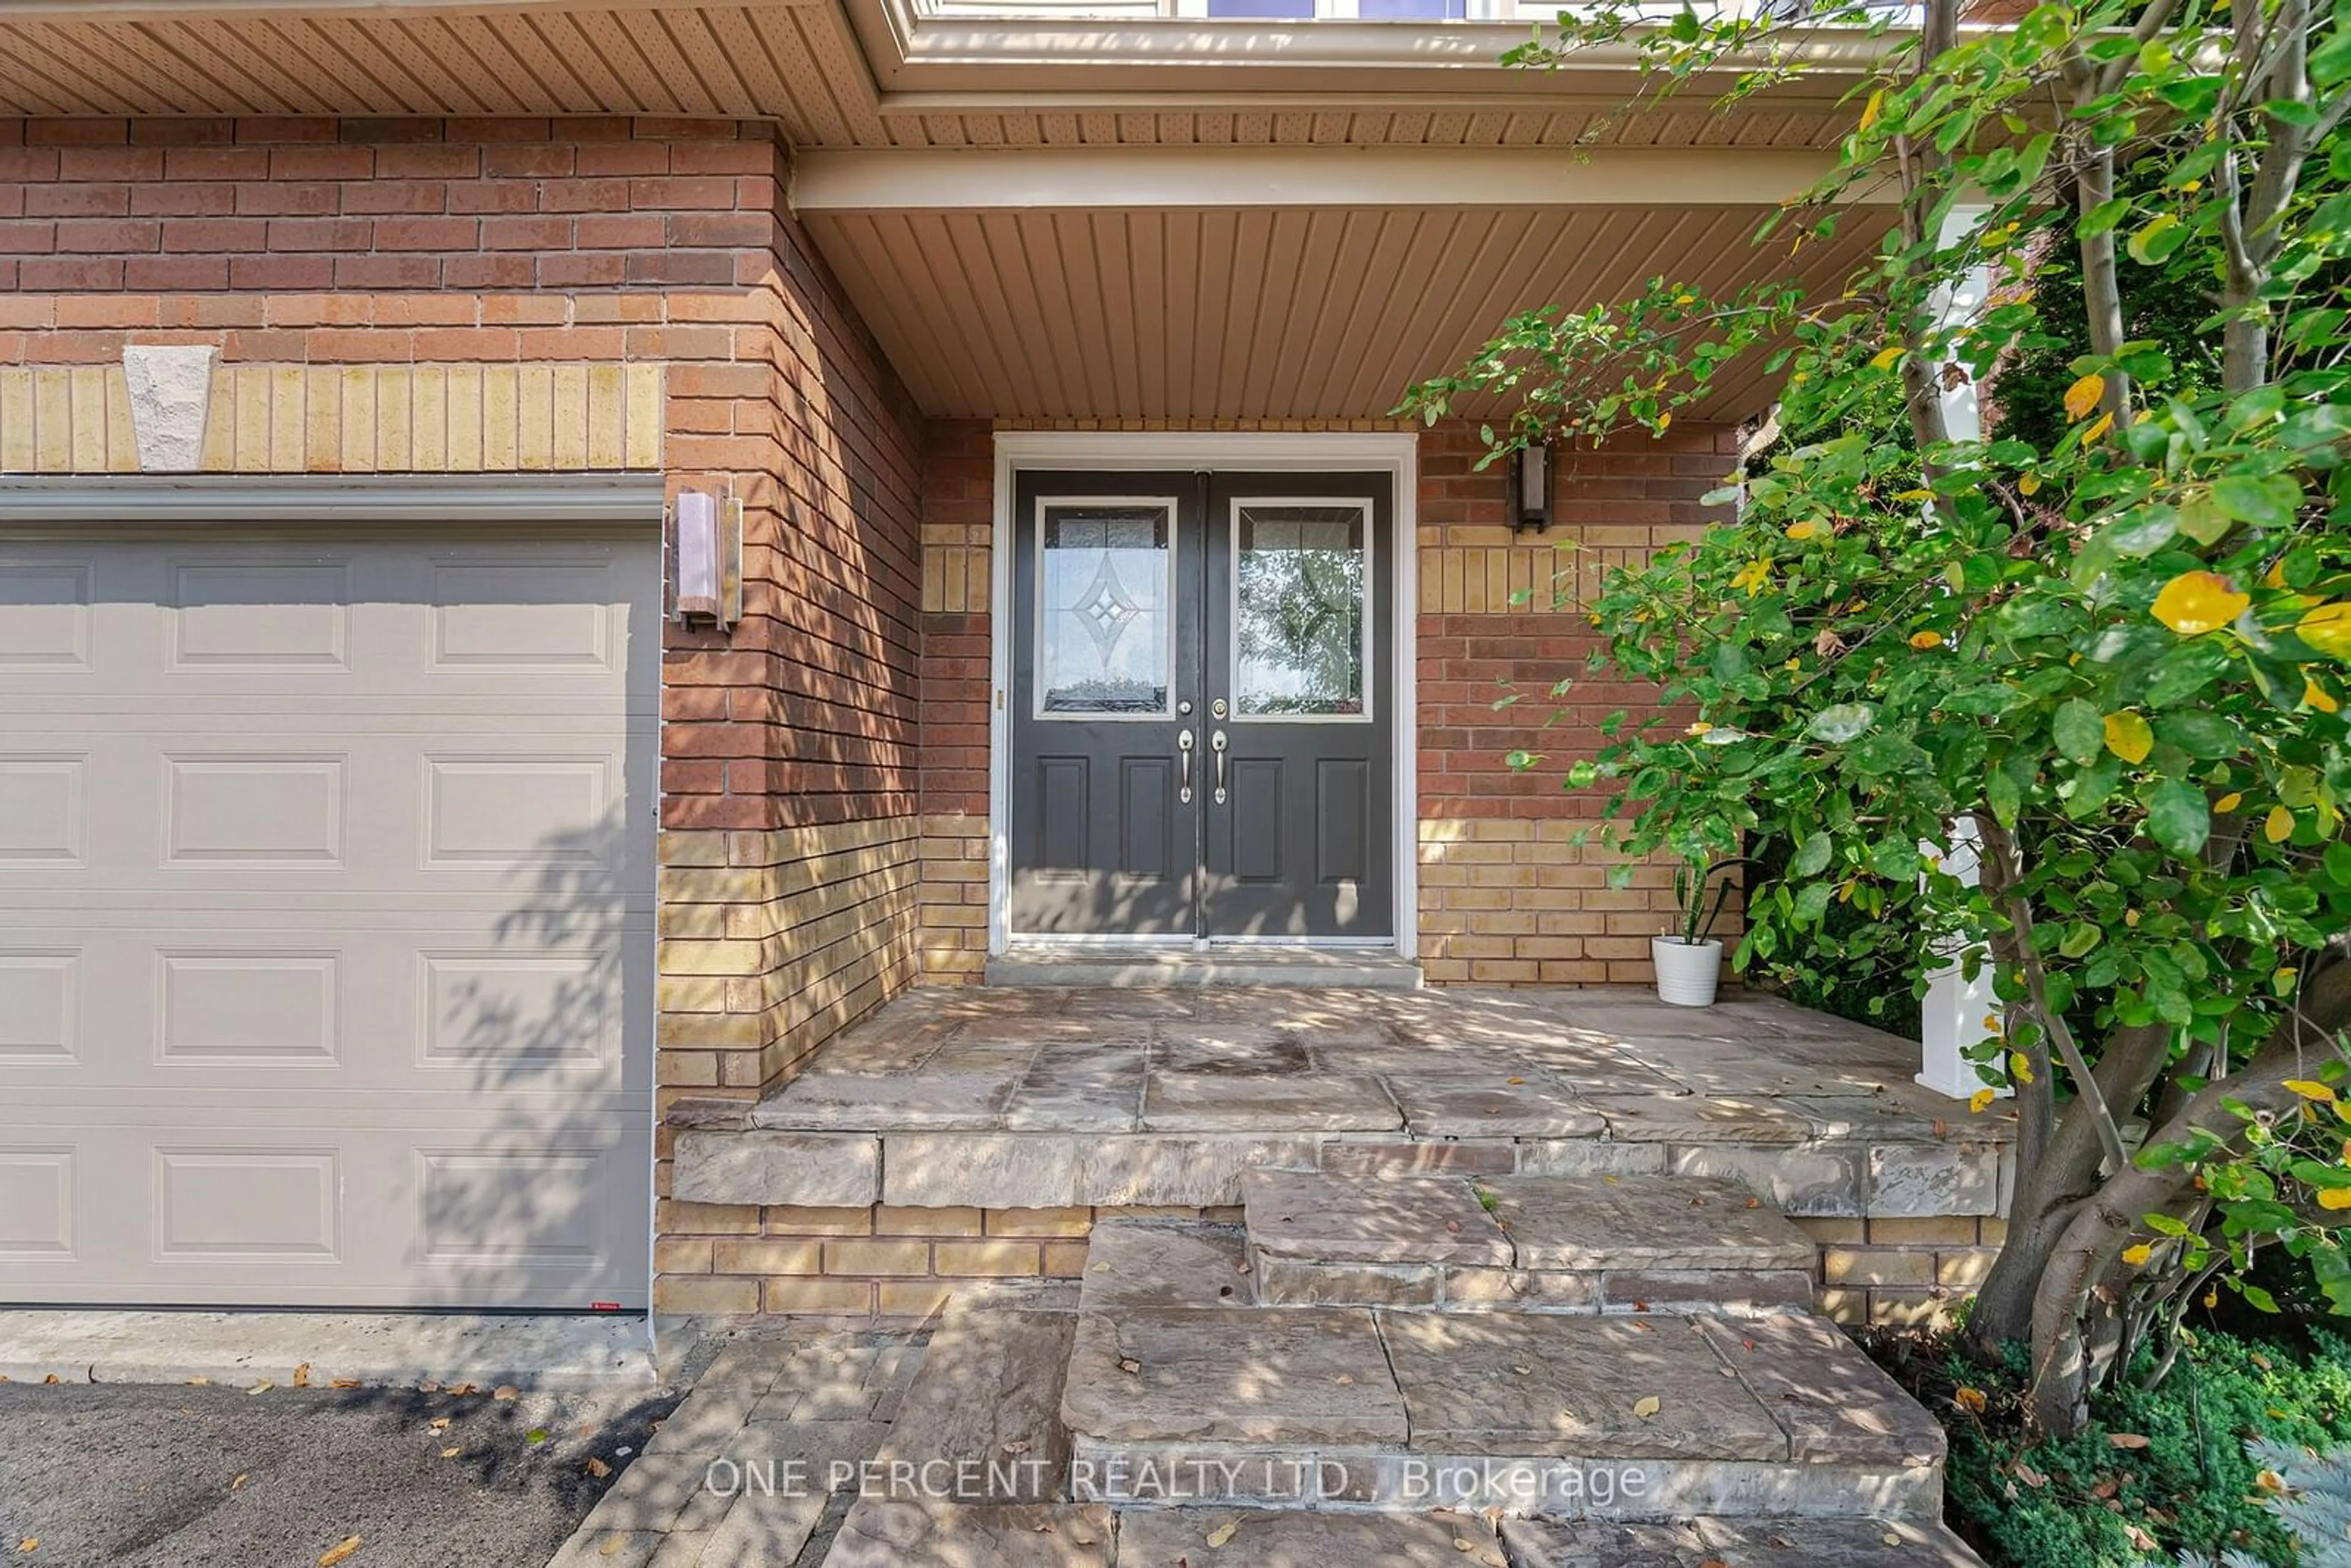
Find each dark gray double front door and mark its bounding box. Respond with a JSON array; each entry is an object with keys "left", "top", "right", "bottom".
[{"left": 1008, "top": 470, "right": 1394, "bottom": 941}]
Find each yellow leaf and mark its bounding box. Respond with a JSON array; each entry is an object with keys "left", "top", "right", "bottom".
[
  {"left": 1633, "top": 1394, "right": 1662, "bottom": 1419},
  {"left": 1657, "top": 413, "right": 1671, "bottom": 431},
  {"left": 2317, "top": 1188, "right": 2351, "bottom": 1210},
  {"left": 2215, "top": 792, "right": 2244, "bottom": 814},
  {"left": 2083, "top": 411, "right": 2114, "bottom": 444},
  {"left": 2104, "top": 711, "right": 2154, "bottom": 765},
  {"left": 1860, "top": 88, "right": 1886, "bottom": 130},
  {"left": 16, "top": 1542, "right": 36, "bottom": 1556},
  {"left": 1892, "top": 488, "right": 1935, "bottom": 502},
  {"left": 2206, "top": 1288, "right": 2221, "bottom": 1308},
  {"left": 2152, "top": 571, "right": 2251, "bottom": 636},
  {"left": 1908, "top": 631, "right": 1944, "bottom": 650},
  {"left": 2019, "top": 472, "right": 2041, "bottom": 497},
  {"left": 1954, "top": 1387, "right": 1987, "bottom": 1413},
  {"left": 292, "top": 1362, "right": 311, "bottom": 1389},
  {"left": 2285, "top": 1080, "right": 2338, "bottom": 1103},
  {"left": 584, "top": 1457, "right": 612, "bottom": 1479},
  {"left": 2300, "top": 602, "right": 2351, "bottom": 659},
  {"left": 2307, "top": 678, "right": 2342, "bottom": 713},
  {"left": 2121, "top": 1243, "right": 2153, "bottom": 1266},
  {"left": 318, "top": 1539, "right": 362, "bottom": 1568},
  {"left": 330, "top": 1379, "right": 361, "bottom": 1390},
  {"left": 1687, "top": 721, "right": 1714, "bottom": 736},
  {"left": 2063, "top": 373, "right": 2105, "bottom": 421},
  {"left": 429, "top": 1416, "right": 451, "bottom": 1431},
  {"left": 1969, "top": 1088, "right": 1997, "bottom": 1113},
  {"left": 1785, "top": 519, "right": 1821, "bottom": 540},
  {"left": 2267, "top": 805, "right": 2295, "bottom": 843},
  {"left": 1730, "top": 560, "right": 1772, "bottom": 596},
  {"left": 2109, "top": 1433, "right": 2151, "bottom": 1450},
  {"left": 246, "top": 1381, "right": 274, "bottom": 1396},
  {"left": 439, "top": 1446, "right": 461, "bottom": 1458},
  {"left": 1205, "top": 1520, "right": 1240, "bottom": 1548},
  {"left": 493, "top": 1386, "right": 519, "bottom": 1401},
  {"left": 1868, "top": 343, "right": 1904, "bottom": 370}
]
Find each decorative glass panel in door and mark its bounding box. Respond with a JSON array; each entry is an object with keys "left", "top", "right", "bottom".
[{"left": 1037, "top": 506, "right": 1174, "bottom": 716}]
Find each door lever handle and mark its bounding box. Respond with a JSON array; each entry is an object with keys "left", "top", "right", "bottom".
[
  {"left": 1210, "top": 729, "right": 1228, "bottom": 805},
  {"left": 1177, "top": 728, "right": 1194, "bottom": 805}
]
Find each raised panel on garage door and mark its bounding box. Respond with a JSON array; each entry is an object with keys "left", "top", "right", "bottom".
[{"left": 0, "top": 530, "right": 655, "bottom": 1308}]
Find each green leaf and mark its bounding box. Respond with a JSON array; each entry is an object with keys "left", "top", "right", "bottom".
[
  {"left": 1807, "top": 702, "right": 1878, "bottom": 744},
  {"left": 2210, "top": 474, "right": 2301, "bottom": 530},
  {"left": 1791, "top": 833, "right": 1833, "bottom": 878},
  {"left": 1988, "top": 765, "right": 2023, "bottom": 828},
  {"left": 2059, "top": 922, "right": 2103, "bottom": 958},
  {"left": 2313, "top": 24, "right": 2351, "bottom": 85},
  {"left": 2126, "top": 214, "right": 2188, "bottom": 264},
  {"left": 2077, "top": 197, "right": 2131, "bottom": 238},
  {"left": 2323, "top": 840, "right": 2351, "bottom": 888},
  {"left": 2053, "top": 699, "right": 2105, "bottom": 765},
  {"left": 1793, "top": 882, "right": 1834, "bottom": 923},
  {"left": 2145, "top": 779, "right": 2212, "bottom": 857},
  {"left": 2156, "top": 710, "right": 2241, "bottom": 760}
]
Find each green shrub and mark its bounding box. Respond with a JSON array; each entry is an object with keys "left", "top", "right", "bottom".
[{"left": 1895, "top": 1328, "right": 2351, "bottom": 1566}]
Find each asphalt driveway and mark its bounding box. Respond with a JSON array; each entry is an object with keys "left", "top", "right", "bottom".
[{"left": 0, "top": 1376, "right": 678, "bottom": 1568}]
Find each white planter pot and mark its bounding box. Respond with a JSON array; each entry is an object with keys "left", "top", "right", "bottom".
[{"left": 1651, "top": 936, "right": 1723, "bottom": 1007}]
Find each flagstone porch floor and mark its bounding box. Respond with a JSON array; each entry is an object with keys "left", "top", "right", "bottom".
[{"left": 672, "top": 987, "right": 2019, "bottom": 1223}]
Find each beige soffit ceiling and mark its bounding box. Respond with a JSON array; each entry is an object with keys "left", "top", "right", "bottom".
[
  {"left": 0, "top": 0, "right": 1882, "bottom": 149},
  {"left": 800, "top": 198, "right": 1889, "bottom": 422}
]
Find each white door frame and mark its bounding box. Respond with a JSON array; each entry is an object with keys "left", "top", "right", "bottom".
[{"left": 988, "top": 430, "right": 1420, "bottom": 958}]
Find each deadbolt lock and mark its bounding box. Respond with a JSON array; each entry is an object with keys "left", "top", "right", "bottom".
[{"left": 1210, "top": 697, "right": 1228, "bottom": 720}]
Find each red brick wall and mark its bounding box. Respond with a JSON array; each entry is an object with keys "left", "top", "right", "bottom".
[{"left": 0, "top": 112, "right": 927, "bottom": 1092}]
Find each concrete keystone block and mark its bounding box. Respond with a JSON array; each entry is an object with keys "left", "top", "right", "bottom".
[
  {"left": 672, "top": 1130, "right": 879, "bottom": 1207},
  {"left": 122, "top": 345, "right": 216, "bottom": 473}
]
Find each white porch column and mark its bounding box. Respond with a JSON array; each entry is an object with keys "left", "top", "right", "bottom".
[
  {"left": 1919, "top": 202, "right": 2006, "bottom": 1097},
  {"left": 1918, "top": 819, "right": 2004, "bottom": 1099}
]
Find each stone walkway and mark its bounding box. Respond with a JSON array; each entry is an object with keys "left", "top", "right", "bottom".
[
  {"left": 674, "top": 987, "right": 2017, "bottom": 1222},
  {"left": 547, "top": 1298, "right": 1984, "bottom": 1567}
]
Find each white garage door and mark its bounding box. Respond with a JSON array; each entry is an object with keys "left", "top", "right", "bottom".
[{"left": 0, "top": 527, "right": 656, "bottom": 1308}]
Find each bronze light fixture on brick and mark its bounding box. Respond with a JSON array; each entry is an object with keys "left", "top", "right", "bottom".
[
  {"left": 668, "top": 488, "right": 743, "bottom": 629},
  {"left": 1509, "top": 443, "right": 1551, "bottom": 535}
]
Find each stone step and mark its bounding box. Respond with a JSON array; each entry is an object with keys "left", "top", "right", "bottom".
[
  {"left": 1058, "top": 1302, "right": 1945, "bottom": 1520},
  {"left": 984, "top": 943, "right": 1423, "bottom": 989},
  {"left": 1501, "top": 1514, "right": 1988, "bottom": 1565},
  {"left": 1116, "top": 1507, "right": 1509, "bottom": 1565},
  {"left": 864, "top": 1304, "right": 1075, "bottom": 1502},
  {"left": 822, "top": 1499, "right": 1111, "bottom": 1566},
  {"left": 1243, "top": 1170, "right": 1818, "bottom": 1315}
]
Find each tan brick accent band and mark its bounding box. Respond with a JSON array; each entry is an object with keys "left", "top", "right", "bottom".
[
  {"left": 1795, "top": 1215, "right": 2008, "bottom": 1328},
  {"left": 0, "top": 365, "right": 138, "bottom": 472},
  {"left": 1418, "top": 819, "right": 1715, "bottom": 986},
  {"left": 0, "top": 359, "right": 663, "bottom": 475},
  {"left": 197, "top": 361, "right": 664, "bottom": 474},
  {"left": 657, "top": 817, "right": 921, "bottom": 1095}
]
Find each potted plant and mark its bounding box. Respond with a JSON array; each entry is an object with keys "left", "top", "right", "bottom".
[{"left": 1652, "top": 850, "right": 1745, "bottom": 1007}]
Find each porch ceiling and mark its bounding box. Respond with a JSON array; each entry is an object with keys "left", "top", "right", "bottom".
[{"left": 800, "top": 195, "right": 1888, "bottom": 423}]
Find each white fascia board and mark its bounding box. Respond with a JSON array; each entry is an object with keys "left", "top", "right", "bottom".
[{"left": 792, "top": 144, "right": 1892, "bottom": 211}]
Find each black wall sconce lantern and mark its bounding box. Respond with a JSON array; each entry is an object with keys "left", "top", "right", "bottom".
[{"left": 1509, "top": 443, "right": 1551, "bottom": 535}]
